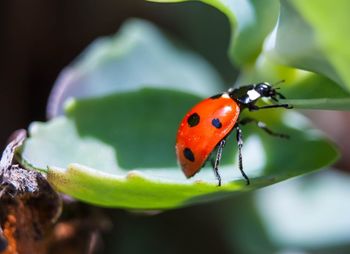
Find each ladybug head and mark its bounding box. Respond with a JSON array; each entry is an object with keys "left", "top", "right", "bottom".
[{"left": 254, "top": 82, "right": 286, "bottom": 102}]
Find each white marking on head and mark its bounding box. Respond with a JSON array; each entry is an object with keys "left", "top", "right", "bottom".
[
  {"left": 247, "top": 89, "right": 260, "bottom": 101},
  {"left": 221, "top": 93, "right": 230, "bottom": 99}
]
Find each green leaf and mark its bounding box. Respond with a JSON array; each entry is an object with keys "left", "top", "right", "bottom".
[
  {"left": 149, "top": 0, "right": 279, "bottom": 66},
  {"left": 47, "top": 18, "right": 223, "bottom": 117},
  {"left": 152, "top": 0, "right": 350, "bottom": 111},
  {"left": 20, "top": 88, "right": 339, "bottom": 210},
  {"left": 267, "top": 0, "right": 350, "bottom": 91},
  {"left": 283, "top": 98, "right": 350, "bottom": 111}
]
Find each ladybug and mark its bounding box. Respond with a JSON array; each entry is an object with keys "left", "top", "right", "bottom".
[{"left": 175, "top": 82, "right": 292, "bottom": 186}]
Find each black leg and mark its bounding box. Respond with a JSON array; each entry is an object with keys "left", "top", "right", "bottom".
[
  {"left": 249, "top": 104, "right": 292, "bottom": 111},
  {"left": 211, "top": 139, "right": 226, "bottom": 187},
  {"left": 239, "top": 118, "right": 289, "bottom": 139},
  {"left": 236, "top": 126, "right": 250, "bottom": 185}
]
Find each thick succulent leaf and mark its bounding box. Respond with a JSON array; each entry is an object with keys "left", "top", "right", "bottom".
[
  {"left": 267, "top": 0, "right": 350, "bottom": 91},
  {"left": 20, "top": 88, "right": 338, "bottom": 210},
  {"left": 47, "top": 18, "right": 223, "bottom": 118},
  {"left": 46, "top": 164, "right": 242, "bottom": 210},
  {"left": 149, "top": 0, "right": 279, "bottom": 66}
]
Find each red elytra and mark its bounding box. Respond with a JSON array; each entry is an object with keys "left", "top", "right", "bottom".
[{"left": 176, "top": 95, "right": 240, "bottom": 178}]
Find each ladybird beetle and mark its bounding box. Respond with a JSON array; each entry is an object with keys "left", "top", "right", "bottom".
[{"left": 175, "top": 82, "right": 292, "bottom": 186}]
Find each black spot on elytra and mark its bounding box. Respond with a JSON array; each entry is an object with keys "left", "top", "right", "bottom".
[
  {"left": 212, "top": 118, "right": 222, "bottom": 129},
  {"left": 210, "top": 93, "right": 222, "bottom": 99},
  {"left": 183, "top": 148, "right": 195, "bottom": 162},
  {"left": 187, "top": 113, "right": 200, "bottom": 127}
]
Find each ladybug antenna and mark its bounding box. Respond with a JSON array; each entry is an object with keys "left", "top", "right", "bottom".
[
  {"left": 276, "top": 92, "right": 286, "bottom": 99},
  {"left": 272, "top": 79, "right": 285, "bottom": 88},
  {"left": 271, "top": 80, "right": 286, "bottom": 100}
]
